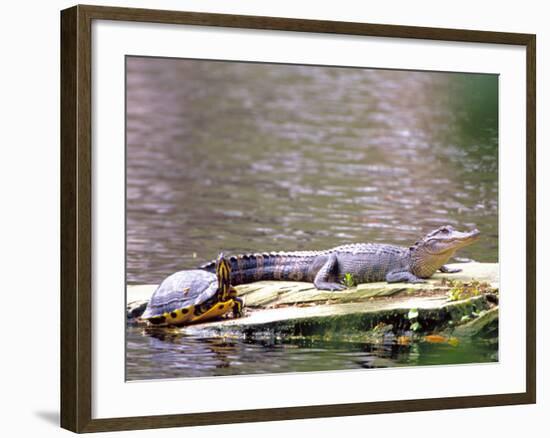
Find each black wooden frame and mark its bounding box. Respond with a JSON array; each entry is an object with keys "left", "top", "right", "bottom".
[{"left": 60, "top": 4, "right": 536, "bottom": 433}]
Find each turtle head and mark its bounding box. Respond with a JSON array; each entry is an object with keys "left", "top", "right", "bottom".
[{"left": 215, "top": 252, "right": 232, "bottom": 299}]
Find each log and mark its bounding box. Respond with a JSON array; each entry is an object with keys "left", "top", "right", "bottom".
[{"left": 127, "top": 262, "right": 499, "bottom": 340}]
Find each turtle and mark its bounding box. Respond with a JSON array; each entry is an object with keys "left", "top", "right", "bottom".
[{"left": 141, "top": 253, "right": 243, "bottom": 326}]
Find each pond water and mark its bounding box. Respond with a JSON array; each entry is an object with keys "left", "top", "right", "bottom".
[
  {"left": 125, "top": 57, "right": 498, "bottom": 380},
  {"left": 126, "top": 327, "right": 498, "bottom": 380}
]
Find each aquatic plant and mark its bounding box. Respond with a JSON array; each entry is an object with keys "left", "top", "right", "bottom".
[
  {"left": 442, "top": 279, "right": 493, "bottom": 302},
  {"left": 343, "top": 272, "right": 356, "bottom": 288},
  {"left": 407, "top": 308, "right": 422, "bottom": 331}
]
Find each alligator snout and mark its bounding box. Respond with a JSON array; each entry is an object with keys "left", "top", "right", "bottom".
[{"left": 469, "top": 229, "right": 480, "bottom": 238}]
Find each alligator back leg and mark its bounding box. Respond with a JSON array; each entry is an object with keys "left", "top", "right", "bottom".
[
  {"left": 313, "top": 253, "right": 347, "bottom": 291},
  {"left": 386, "top": 271, "right": 426, "bottom": 283}
]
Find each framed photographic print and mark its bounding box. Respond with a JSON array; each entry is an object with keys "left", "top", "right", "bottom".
[{"left": 60, "top": 4, "right": 536, "bottom": 433}]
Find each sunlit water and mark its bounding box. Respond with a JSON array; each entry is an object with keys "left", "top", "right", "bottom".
[{"left": 125, "top": 57, "right": 498, "bottom": 380}]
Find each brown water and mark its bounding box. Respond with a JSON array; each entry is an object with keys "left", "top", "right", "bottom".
[{"left": 125, "top": 57, "right": 498, "bottom": 380}]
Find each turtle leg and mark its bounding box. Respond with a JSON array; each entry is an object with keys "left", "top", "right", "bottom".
[
  {"left": 232, "top": 297, "right": 244, "bottom": 318},
  {"left": 227, "top": 287, "right": 244, "bottom": 318}
]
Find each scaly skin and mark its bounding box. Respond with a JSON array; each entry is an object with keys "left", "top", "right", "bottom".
[{"left": 200, "top": 225, "right": 480, "bottom": 291}]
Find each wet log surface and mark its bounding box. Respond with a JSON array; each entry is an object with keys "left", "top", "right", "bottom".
[{"left": 127, "top": 262, "right": 499, "bottom": 340}]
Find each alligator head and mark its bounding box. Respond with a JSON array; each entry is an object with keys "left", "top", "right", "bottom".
[{"left": 409, "top": 225, "right": 480, "bottom": 278}]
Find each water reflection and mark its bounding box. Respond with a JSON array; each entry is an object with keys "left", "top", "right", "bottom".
[{"left": 126, "top": 325, "right": 498, "bottom": 380}]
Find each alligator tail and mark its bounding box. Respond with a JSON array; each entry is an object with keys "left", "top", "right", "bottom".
[{"left": 199, "top": 251, "right": 320, "bottom": 285}]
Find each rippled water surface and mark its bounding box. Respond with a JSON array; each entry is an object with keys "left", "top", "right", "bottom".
[
  {"left": 125, "top": 57, "right": 498, "bottom": 380},
  {"left": 126, "top": 327, "right": 498, "bottom": 380}
]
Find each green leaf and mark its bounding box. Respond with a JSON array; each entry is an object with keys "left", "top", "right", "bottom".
[
  {"left": 410, "top": 321, "right": 422, "bottom": 332},
  {"left": 343, "top": 273, "right": 356, "bottom": 288},
  {"left": 407, "top": 308, "right": 419, "bottom": 320}
]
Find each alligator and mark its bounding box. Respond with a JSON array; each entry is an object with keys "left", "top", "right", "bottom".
[{"left": 200, "top": 225, "right": 480, "bottom": 291}]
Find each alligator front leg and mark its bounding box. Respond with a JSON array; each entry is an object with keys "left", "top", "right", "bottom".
[
  {"left": 313, "top": 253, "right": 346, "bottom": 291},
  {"left": 386, "top": 271, "right": 426, "bottom": 283},
  {"left": 439, "top": 265, "right": 462, "bottom": 274}
]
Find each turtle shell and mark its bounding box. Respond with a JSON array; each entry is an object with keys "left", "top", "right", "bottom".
[{"left": 141, "top": 269, "right": 218, "bottom": 324}]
